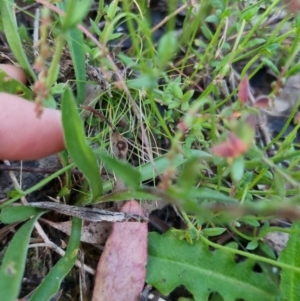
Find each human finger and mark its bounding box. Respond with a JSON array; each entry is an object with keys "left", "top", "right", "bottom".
[{"left": 0, "top": 92, "right": 65, "bottom": 160}]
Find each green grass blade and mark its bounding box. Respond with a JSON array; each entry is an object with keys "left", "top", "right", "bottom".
[
  {"left": 279, "top": 222, "right": 300, "bottom": 300},
  {"left": 0, "top": 0, "right": 36, "bottom": 79},
  {"left": 29, "top": 217, "right": 82, "bottom": 301},
  {"left": 62, "top": 87, "right": 102, "bottom": 202},
  {"left": 57, "top": 2, "right": 86, "bottom": 104},
  {"left": 0, "top": 212, "right": 44, "bottom": 301},
  {"left": 66, "top": 28, "right": 86, "bottom": 104},
  {"left": 99, "top": 151, "right": 142, "bottom": 190}
]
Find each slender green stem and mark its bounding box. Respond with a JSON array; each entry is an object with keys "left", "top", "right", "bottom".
[
  {"left": 200, "top": 235, "right": 300, "bottom": 273},
  {"left": 0, "top": 163, "right": 75, "bottom": 209},
  {"left": 46, "top": 35, "right": 65, "bottom": 88}
]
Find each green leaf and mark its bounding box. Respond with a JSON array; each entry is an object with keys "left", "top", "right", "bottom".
[
  {"left": 61, "top": 0, "right": 92, "bottom": 30},
  {"left": 205, "top": 15, "right": 220, "bottom": 23},
  {"left": 29, "top": 217, "right": 81, "bottom": 301},
  {"left": 261, "top": 57, "right": 280, "bottom": 76},
  {"left": 178, "top": 157, "right": 201, "bottom": 191},
  {"left": 191, "top": 187, "right": 238, "bottom": 204},
  {"left": 245, "top": 38, "right": 265, "bottom": 48},
  {"left": 240, "top": 215, "right": 260, "bottom": 227},
  {"left": 127, "top": 74, "right": 158, "bottom": 90},
  {"left": 62, "top": 87, "right": 102, "bottom": 202},
  {"left": 0, "top": 0, "right": 35, "bottom": 79},
  {"left": 182, "top": 90, "right": 194, "bottom": 103},
  {"left": 157, "top": 31, "right": 178, "bottom": 68},
  {"left": 66, "top": 28, "right": 86, "bottom": 104},
  {"left": 56, "top": 3, "right": 86, "bottom": 104},
  {"left": 0, "top": 206, "right": 44, "bottom": 224},
  {"left": 106, "top": 0, "right": 119, "bottom": 20},
  {"left": 0, "top": 212, "right": 44, "bottom": 301},
  {"left": 231, "top": 156, "right": 244, "bottom": 183},
  {"left": 147, "top": 232, "right": 277, "bottom": 301},
  {"left": 202, "top": 227, "right": 226, "bottom": 237},
  {"left": 99, "top": 152, "right": 142, "bottom": 190},
  {"left": 96, "top": 188, "right": 158, "bottom": 203},
  {"left": 246, "top": 240, "right": 258, "bottom": 250},
  {"left": 273, "top": 171, "right": 286, "bottom": 198},
  {"left": 279, "top": 222, "right": 300, "bottom": 301},
  {"left": 0, "top": 70, "right": 32, "bottom": 99}
]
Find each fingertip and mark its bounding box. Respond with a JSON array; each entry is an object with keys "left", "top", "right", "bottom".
[
  {"left": 0, "top": 64, "right": 27, "bottom": 84},
  {"left": 0, "top": 93, "right": 65, "bottom": 160}
]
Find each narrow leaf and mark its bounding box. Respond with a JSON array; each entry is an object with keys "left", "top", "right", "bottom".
[
  {"left": 279, "top": 222, "right": 300, "bottom": 301},
  {"left": 0, "top": 0, "right": 35, "bottom": 79},
  {"left": 66, "top": 28, "right": 86, "bottom": 104},
  {"left": 0, "top": 213, "right": 44, "bottom": 301},
  {"left": 57, "top": 2, "right": 86, "bottom": 104},
  {"left": 61, "top": 0, "right": 92, "bottom": 30},
  {"left": 29, "top": 217, "right": 82, "bottom": 301},
  {"left": 99, "top": 152, "right": 141, "bottom": 190},
  {"left": 62, "top": 87, "right": 102, "bottom": 201}
]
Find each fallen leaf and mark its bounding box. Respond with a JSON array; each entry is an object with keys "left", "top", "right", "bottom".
[
  {"left": 40, "top": 218, "right": 111, "bottom": 245},
  {"left": 92, "top": 200, "right": 148, "bottom": 301},
  {"left": 238, "top": 75, "right": 250, "bottom": 105}
]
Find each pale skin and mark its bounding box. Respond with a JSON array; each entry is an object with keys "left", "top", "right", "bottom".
[{"left": 0, "top": 64, "right": 65, "bottom": 160}]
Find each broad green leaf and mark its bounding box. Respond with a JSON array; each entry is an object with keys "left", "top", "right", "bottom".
[
  {"left": 0, "top": 212, "right": 44, "bottom": 301},
  {"left": 62, "top": 87, "right": 102, "bottom": 202},
  {"left": 157, "top": 31, "right": 178, "bottom": 68},
  {"left": 0, "top": 70, "right": 32, "bottom": 99},
  {"left": 0, "top": 206, "right": 44, "bottom": 224},
  {"left": 29, "top": 217, "right": 81, "bottom": 301},
  {"left": 147, "top": 232, "right": 278, "bottom": 301},
  {"left": 0, "top": 0, "right": 35, "bottom": 79},
  {"left": 99, "top": 152, "right": 141, "bottom": 190},
  {"left": 279, "top": 222, "right": 300, "bottom": 301}
]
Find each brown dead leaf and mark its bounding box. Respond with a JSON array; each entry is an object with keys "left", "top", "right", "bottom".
[
  {"left": 40, "top": 218, "right": 111, "bottom": 245},
  {"left": 262, "top": 231, "right": 289, "bottom": 254},
  {"left": 92, "top": 200, "right": 148, "bottom": 301}
]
